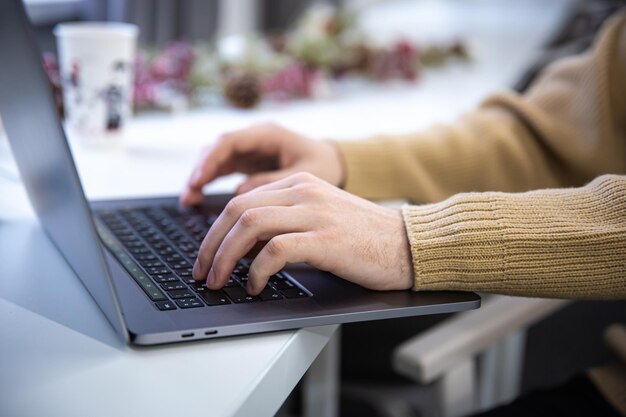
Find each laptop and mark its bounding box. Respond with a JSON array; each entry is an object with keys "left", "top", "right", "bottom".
[{"left": 0, "top": 0, "right": 480, "bottom": 345}]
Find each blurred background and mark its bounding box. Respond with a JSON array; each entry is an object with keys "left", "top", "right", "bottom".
[{"left": 10, "top": 1, "right": 626, "bottom": 416}]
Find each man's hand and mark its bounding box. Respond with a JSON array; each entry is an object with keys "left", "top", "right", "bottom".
[
  {"left": 192, "top": 172, "right": 414, "bottom": 295},
  {"left": 180, "top": 123, "right": 345, "bottom": 205}
]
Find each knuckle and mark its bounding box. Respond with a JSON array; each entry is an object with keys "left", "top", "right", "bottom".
[
  {"left": 225, "top": 196, "right": 245, "bottom": 217},
  {"left": 238, "top": 208, "right": 259, "bottom": 229},
  {"left": 298, "top": 182, "right": 323, "bottom": 199},
  {"left": 292, "top": 172, "right": 313, "bottom": 183},
  {"left": 308, "top": 182, "right": 323, "bottom": 195},
  {"left": 266, "top": 237, "right": 286, "bottom": 257},
  {"left": 292, "top": 182, "right": 310, "bottom": 197}
]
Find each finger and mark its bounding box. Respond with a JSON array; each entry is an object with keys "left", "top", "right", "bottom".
[
  {"left": 190, "top": 125, "right": 287, "bottom": 187},
  {"left": 246, "top": 233, "right": 314, "bottom": 295},
  {"left": 207, "top": 206, "right": 312, "bottom": 289},
  {"left": 236, "top": 168, "right": 300, "bottom": 194},
  {"left": 180, "top": 187, "right": 206, "bottom": 206},
  {"left": 244, "top": 171, "right": 322, "bottom": 195},
  {"left": 180, "top": 146, "right": 234, "bottom": 206},
  {"left": 193, "top": 188, "right": 297, "bottom": 279}
]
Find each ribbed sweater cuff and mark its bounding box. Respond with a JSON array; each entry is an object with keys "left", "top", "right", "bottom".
[
  {"left": 402, "top": 194, "right": 506, "bottom": 293},
  {"left": 401, "top": 175, "right": 626, "bottom": 299}
]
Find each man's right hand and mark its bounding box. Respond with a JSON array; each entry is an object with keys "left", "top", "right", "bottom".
[{"left": 180, "top": 123, "right": 345, "bottom": 206}]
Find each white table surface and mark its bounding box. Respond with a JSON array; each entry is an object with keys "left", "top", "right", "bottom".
[{"left": 0, "top": 1, "right": 573, "bottom": 416}]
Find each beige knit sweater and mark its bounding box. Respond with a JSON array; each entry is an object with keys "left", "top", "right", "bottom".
[{"left": 336, "top": 10, "right": 626, "bottom": 414}]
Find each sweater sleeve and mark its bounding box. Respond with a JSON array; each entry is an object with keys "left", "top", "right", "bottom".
[
  {"left": 335, "top": 11, "right": 626, "bottom": 203},
  {"left": 402, "top": 174, "right": 626, "bottom": 299}
]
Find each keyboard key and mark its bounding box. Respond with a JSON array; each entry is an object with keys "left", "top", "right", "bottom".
[
  {"left": 226, "top": 276, "right": 241, "bottom": 287},
  {"left": 189, "top": 282, "right": 207, "bottom": 292},
  {"left": 151, "top": 241, "right": 170, "bottom": 250},
  {"left": 167, "top": 232, "right": 186, "bottom": 242},
  {"left": 233, "top": 265, "right": 247, "bottom": 275},
  {"left": 271, "top": 279, "right": 295, "bottom": 290},
  {"left": 184, "top": 250, "right": 199, "bottom": 259},
  {"left": 177, "top": 242, "right": 196, "bottom": 252},
  {"left": 223, "top": 287, "right": 259, "bottom": 303},
  {"left": 258, "top": 287, "right": 283, "bottom": 301},
  {"left": 141, "top": 280, "right": 167, "bottom": 301},
  {"left": 175, "top": 298, "right": 204, "bottom": 309},
  {"left": 198, "top": 290, "right": 231, "bottom": 306},
  {"left": 281, "top": 288, "right": 309, "bottom": 299},
  {"left": 164, "top": 253, "right": 183, "bottom": 263},
  {"left": 152, "top": 273, "right": 177, "bottom": 283},
  {"left": 119, "top": 235, "right": 140, "bottom": 244},
  {"left": 167, "top": 289, "right": 196, "bottom": 299},
  {"left": 155, "top": 300, "right": 177, "bottom": 311},
  {"left": 156, "top": 245, "right": 174, "bottom": 253},
  {"left": 160, "top": 280, "right": 187, "bottom": 291},
  {"left": 136, "top": 253, "right": 157, "bottom": 261},
  {"left": 126, "top": 242, "right": 148, "bottom": 251},
  {"left": 170, "top": 260, "right": 192, "bottom": 270},
  {"left": 130, "top": 247, "right": 151, "bottom": 255},
  {"left": 176, "top": 268, "right": 193, "bottom": 278},
  {"left": 146, "top": 266, "right": 170, "bottom": 276},
  {"left": 140, "top": 260, "right": 164, "bottom": 269}
]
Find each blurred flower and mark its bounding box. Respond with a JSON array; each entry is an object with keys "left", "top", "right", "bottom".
[
  {"left": 262, "top": 61, "right": 319, "bottom": 101},
  {"left": 368, "top": 40, "right": 419, "bottom": 81}
]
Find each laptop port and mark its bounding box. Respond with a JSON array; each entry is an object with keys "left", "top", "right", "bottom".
[{"left": 181, "top": 332, "right": 194, "bottom": 338}]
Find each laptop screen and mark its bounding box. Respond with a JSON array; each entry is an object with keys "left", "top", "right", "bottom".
[{"left": 0, "top": 0, "right": 127, "bottom": 339}]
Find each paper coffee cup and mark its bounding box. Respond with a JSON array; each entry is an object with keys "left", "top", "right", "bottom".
[{"left": 54, "top": 22, "right": 138, "bottom": 137}]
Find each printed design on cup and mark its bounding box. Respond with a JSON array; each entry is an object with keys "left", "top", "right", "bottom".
[
  {"left": 102, "top": 61, "right": 131, "bottom": 131},
  {"left": 62, "top": 59, "right": 132, "bottom": 132}
]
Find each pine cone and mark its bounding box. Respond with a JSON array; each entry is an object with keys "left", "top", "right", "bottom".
[{"left": 224, "top": 72, "right": 261, "bottom": 109}]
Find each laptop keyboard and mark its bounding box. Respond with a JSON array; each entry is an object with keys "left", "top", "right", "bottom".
[{"left": 94, "top": 205, "right": 310, "bottom": 311}]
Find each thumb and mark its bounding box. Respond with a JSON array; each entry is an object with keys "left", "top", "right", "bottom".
[{"left": 236, "top": 169, "right": 298, "bottom": 194}]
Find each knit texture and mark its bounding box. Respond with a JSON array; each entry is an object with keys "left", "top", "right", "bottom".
[{"left": 402, "top": 175, "right": 626, "bottom": 298}]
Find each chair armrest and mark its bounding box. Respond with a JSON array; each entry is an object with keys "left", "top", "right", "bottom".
[{"left": 392, "top": 295, "right": 569, "bottom": 383}]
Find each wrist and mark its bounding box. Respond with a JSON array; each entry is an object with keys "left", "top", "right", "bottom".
[
  {"left": 395, "top": 209, "right": 415, "bottom": 290},
  {"left": 322, "top": 140, "right": 347, "bottom": 188}
]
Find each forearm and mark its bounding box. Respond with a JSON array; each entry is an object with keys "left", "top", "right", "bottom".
[
  {"left": 402, "top": 175, "right": 626, "bottom": 299},
  {"left": 335, "top": 12, "right": 626, "bottom": 204},
  {"left": 335, "top": 105, "right": 565, "bottom": 203}
]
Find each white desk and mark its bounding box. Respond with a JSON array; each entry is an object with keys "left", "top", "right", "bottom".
[{"left": 0, "top": 1, "right": 572, "bottom": 416}]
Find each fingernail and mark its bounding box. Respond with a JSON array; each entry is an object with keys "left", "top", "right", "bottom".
[{"left": 207, "top": 268, "right": 215, "bottom": 286}]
